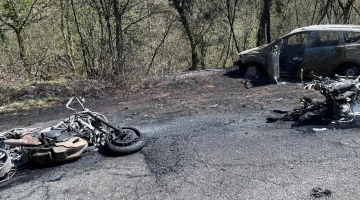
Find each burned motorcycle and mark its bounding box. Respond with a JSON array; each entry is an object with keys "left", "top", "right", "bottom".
[
  {"left": 269, "top": 74, "right": 360, "bottom": 122},
  {"left": 0, "top": 94, "right": 147, "bottom": 170}
]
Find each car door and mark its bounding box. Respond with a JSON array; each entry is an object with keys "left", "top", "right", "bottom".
[
  {"left": 267, "top": 40, "right": 282, "bottom": 83},
  {"left": 300, "top": 31, "right": 346, "bottom": 77},
  {"left": 343, "top": 31, "right": 360, "bottom": 66},
  {"left": 279, "top": 32, "right": 309, "bottom": 76}
]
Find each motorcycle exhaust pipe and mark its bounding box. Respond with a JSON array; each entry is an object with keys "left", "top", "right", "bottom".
[{"left": 4, "top": 135, "right": 42, "bottom": 146}]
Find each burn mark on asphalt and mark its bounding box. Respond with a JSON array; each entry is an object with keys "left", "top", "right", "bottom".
[
  {"left": 142, "top": 134, "right": 195, "bottom": 180},
  {"left": 311, "top": 187, "right": 332, "bottom": 198}
]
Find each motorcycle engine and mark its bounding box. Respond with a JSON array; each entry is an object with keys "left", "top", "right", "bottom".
[{"left": 332, "top": 101, "right": 351, "bottom": 117}]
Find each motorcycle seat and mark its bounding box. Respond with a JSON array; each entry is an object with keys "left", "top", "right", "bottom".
[
  {"left": 45, "top": 130, "right": 70, "bottom": 142},
  {"left": 45, "top": 130, "right": 61, "bottom": 138}
]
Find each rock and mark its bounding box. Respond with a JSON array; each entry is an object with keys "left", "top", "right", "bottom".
[
  {"left": 209, "top": 104, "right": 218, "bottom": 108},
  {"left": 45, "top": 174, "right": 63, "bottom": 182}
]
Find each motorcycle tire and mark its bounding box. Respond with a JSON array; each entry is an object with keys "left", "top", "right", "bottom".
[
  {"left": 105, "top": 127, "right": 147, "bottom": 155},
  {"left": 0, "top": 149, "right": 15, "bottom": 182}
]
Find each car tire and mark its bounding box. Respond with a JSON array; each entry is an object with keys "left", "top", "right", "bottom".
[
  {"left": 342, "top": 65, "right": 359, "bottom": 76},
  {"left": 244, "top": 64, "right": 262, "bottom": 80}
]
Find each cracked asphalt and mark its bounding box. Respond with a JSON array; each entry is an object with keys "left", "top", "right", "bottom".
[{"left": 1, "top": 69, "right": 360, "bottom": 199}]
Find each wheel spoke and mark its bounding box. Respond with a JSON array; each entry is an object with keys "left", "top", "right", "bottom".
[
  {"left": 346, "top": 68, "right": 356, "bottom": 76},
  {"left": 245, "top": 65, "right": 260, "bottom": 79},
  {"left": 110, "top": 129, "right": 140, "bottom": 146},
  {"left": 343, "top": 66, "right": 359, "bottom": 76}
]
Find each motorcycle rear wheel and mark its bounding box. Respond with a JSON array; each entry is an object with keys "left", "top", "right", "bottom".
[{"left": 105, "top": 127, "right": 147, "bottom": 155}]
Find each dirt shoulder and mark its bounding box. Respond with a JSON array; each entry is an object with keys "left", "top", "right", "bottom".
[{"left": 0, "top": 67, "right": 321, "bottom": 131}]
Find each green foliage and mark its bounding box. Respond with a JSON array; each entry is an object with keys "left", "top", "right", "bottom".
[
  {"left": 0, "top": 0, "right": 359, "bottom": 102},
  {"left": 0, "top": 0, "right": 34, "bottom": 24},
  {"left": 274, "top": 0, "right": 285, "bottom": 14},
  {"left": 0, "top": 27, "right": 6, "bottom": 41}
]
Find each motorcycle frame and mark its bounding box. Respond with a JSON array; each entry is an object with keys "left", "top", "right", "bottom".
[{"left": 59, "top": 96, "right": 127, "bottom": 144}]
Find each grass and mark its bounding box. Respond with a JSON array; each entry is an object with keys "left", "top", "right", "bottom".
[
  {"left": 0, "top": 72, "right": 73, "bottom": 113},
  {"left": 0, "top": 71, "right": 125, "bottom": 114},
  {"left": 0, "top": 97, "right": 63, "bottom": 114}
]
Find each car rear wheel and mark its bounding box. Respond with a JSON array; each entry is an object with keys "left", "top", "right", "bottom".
[
  {"left": 342, "top": 65, "right": 359, "bottom": 76},
  {"left": 245, "top": 64, "right": 261, "bottom": 80}
]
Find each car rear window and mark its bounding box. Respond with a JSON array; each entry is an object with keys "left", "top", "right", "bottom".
[
  {"left": 343, "top": 32, "right": 360, "bottom": 44},
  {"left": 310, "top": 32, "right": 339, "bottom": 48}
]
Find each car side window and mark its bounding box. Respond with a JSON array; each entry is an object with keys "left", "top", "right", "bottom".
[
  {"left": 310, "top": 32, "right": 339, "bottom": 48},
  {"left": 343, "top": 32, "right": 360, "bottom": 44},
  {"left": 287, "top": 33, "right": 308, "bottom": 46}
]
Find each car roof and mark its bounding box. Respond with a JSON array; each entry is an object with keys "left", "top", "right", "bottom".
[{"left": 290, "top": 24, "right": 360, "bottom": 34}]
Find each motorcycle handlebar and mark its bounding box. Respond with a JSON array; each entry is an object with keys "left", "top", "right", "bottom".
[{"left": 66, "top": 96, "right": 86, "bottom": 113}]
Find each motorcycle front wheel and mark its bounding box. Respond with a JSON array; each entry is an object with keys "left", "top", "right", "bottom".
[{"left": 105, "top": 126, "right": 147, "bottom": 155}]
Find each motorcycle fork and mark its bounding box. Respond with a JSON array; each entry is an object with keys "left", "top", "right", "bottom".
[{"left": 87, "top": 113, "right": 126, "bottom": 138}]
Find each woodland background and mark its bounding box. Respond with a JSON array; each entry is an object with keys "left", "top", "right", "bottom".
[{"left": 1, "top": 0, "right": 360, "bottom": 107}]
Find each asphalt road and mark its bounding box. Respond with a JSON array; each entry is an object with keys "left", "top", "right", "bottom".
[{"left": 1, "top": 107, "right": 360, "bottom": 199}]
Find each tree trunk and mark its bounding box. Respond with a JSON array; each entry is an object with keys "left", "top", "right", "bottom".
[
  {"left": 112, "top": 0, "right": 125, "bottom": 75},
  {"left": 172, "top": 0, "right": 199, "bottom": 70},
  {"left": 180, "top": 12, "right": 199, "bottom": 70},
  {"left": 99, "top": 0, "right": 114, "bottom": 71},
  {"left": 256, "top": 18, "right": 266, "bottom": 46},
  {"left": 60, "top": 0, "right": 75, "bottom": 71},
  {"left": 227, "top": 0, "right": 240, "bottom": 52},
  {"left": 338, "top": 0, "right": 356, "bottom": 24},
  {"left": 265, "top": 0, "right": 271, "bottom": 44},
  {"left": 146, "top": 20, "right": 173, "bottom": 76},
  {"left": 15, "top": 29, "right": 28, "bottom": 72},
  {"left": 257, "top": 0, "right": 271, "bottom": 46},
  {"left": 71, "top": 0, "right": 90, "bottom": 77}
]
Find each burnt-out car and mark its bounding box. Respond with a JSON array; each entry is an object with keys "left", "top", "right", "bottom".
[{"left": 234, "top": 25, "right": 360, "bottom": 81}]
